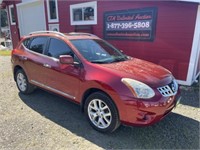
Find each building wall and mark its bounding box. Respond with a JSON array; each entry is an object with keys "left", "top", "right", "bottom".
[
  {"left": 4, "top": 0, "right": 198, "bottom": 82},
  {"left": 5, "top": 0, "right": 21, "bottom": 48},
  {"left": 58, "top": 1, "right": 198, "bottom": 80},
  {"left": 57, "top": 1, "right": 198, "bottom": 81},
  {"left": 57, "top": 1, "right": 74, "bottom": 33}
]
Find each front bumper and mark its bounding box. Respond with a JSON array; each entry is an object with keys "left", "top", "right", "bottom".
[{"left": 119, "top": 95, "right": 181, "bottom": 126}]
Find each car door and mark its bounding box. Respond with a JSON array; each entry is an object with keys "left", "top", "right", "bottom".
[
  {"left": 23, "top": 36, "right": 49, "bottom": 85},
  {"left": 43, "top": 37, "right": 82, "bottom": 101}
]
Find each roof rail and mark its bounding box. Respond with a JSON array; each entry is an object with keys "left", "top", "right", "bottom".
[
  {"left": 68, "top": 32, "right": 98, "bottom": 37},
  {"left": 29, "top": 31, "right": 66, "bottom": 37}
]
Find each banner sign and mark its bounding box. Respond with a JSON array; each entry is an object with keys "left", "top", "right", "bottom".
[{"left": 104, "top": 7, "right": 157, "bottom": 41}]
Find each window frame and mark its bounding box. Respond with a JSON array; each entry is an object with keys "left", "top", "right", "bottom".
[
  {"left": 8, "top": 5, "right": 16, "bottom": 25},
  {"left": 46, "top": 0, "right": 59, "bottom": 23},
  {"left": 48, "top": 24, "right": 60, "bottom": 31},
  {"left": 70, "top": 1, "right": 97, "bottom": 25}
]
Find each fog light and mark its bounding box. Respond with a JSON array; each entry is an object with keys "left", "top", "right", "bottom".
[{"left": 137, "top": 112, "right": 147, "bottom": 120}]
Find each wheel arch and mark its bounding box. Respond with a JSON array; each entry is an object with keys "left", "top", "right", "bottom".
[
  {"left": 80, "top": 88, "right": 119, "bottom": 114},
  {"left": 13, "top": 65, "right": 24, "bottom": 81}
]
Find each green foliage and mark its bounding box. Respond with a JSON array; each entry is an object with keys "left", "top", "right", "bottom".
[{"left": 0, "top": 50, "right": 11, "bottom": 56}]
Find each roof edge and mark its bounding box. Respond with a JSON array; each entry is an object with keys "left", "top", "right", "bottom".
[{"left": 177, "top": 0, "right": 200, "bottom": 3}]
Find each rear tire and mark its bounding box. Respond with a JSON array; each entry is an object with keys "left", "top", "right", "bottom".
[
  {"left": 84, "top": 92, "right": 120, "bottom": 133},
  {"left": 15, "top": 69, "right": 35, "bottom": 94}
]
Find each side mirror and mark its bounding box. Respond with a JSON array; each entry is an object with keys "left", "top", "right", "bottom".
[{"left": 59, "top": 55, "right": 74, "bottom": 64}]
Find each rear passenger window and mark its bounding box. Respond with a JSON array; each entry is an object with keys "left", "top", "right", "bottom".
[
  {"left": 47, "top": 38, "right": 72, "bottom": 59},
  {"left": 23, "top": 38, "right": 31, "bottom": 48},
  {"left": 29, "top": 37, "right": 48, "bottom": 54}
]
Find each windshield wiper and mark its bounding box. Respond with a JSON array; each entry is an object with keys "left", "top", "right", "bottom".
[
  {"left": 91, "top": 56, "right": 128, "bottom": 64},
  {"left": 90, "top": 60, "right": 111, "bottom": 64},
  {"left": 111, "top": 56, "right": 128, "bottom": 62}
]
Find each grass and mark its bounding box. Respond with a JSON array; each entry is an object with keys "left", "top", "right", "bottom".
[{"left": 0, "top": 50, "right": 11, "bottom": 56}]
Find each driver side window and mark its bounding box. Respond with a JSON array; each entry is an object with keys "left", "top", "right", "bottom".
[{"left": 47, "top": 38, "right": 72, "bottom": 59}]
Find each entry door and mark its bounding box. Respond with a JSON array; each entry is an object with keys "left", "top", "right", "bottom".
[{"left": 17, "top": 1, "right": 46, "bottom": 37}]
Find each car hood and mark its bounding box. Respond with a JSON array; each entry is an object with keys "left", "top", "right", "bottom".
[{"left": 101, "top": 58, "right": 173, "bottom": 87}]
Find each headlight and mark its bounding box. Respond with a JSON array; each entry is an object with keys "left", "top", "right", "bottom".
[{"left": 121, "top": 78, "right": 155, "bottom": 99}]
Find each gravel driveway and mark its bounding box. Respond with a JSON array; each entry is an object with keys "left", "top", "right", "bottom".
[{"left": 0, "top": 56, "right": 199, "bottom": 150}]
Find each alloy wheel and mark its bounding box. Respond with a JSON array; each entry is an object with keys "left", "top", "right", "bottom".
[
  {"left": 16, "top": 72, "right": 27, "bottom": 92},
  {"left": 88, "top": 99, "right": 112, "bottom": 129}
]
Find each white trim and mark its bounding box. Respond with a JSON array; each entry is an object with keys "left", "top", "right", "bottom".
[
  {"left": 193, "top": 32, "right": 200, "bottom": 80},
  {"left": 70, "top": 1, "right": 97, "bottom": 25},
  {"left": 16, "top": 0, "right": 44, "bottom": 10},
  {"left": 5, "top": 6, "right": 13, "bottom": 49},
  {"left": 186, "top": 4, "right": 200, "bottom": 86},
  {"left": 195, "top": 71, "right": 200, "bottom": 80},
  {"left": 48, "top": 24, "right": 60, "bottom": 32},
  {"left": 176, "top": 80, "right": 191, "bottom": 86},
  {"left": 46, "top": 0, "right": 59, "bottom": 23},
  {"left": 177, "top": 0, "right": 200, "bottom": 3},
  {"left": 8, "top": 5, "right": 16, "bottom": 25},
  {"left": 18, "top": 0, "right": 39, "bottom": 5}
]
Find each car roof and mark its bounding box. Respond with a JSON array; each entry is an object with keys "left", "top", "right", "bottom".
[{"left": 26, "top": 31, "right": 100, "bottom": 40}]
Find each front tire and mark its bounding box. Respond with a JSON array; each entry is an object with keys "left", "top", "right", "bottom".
[
  {"left": 84, "top": 92, "right": 120, "bottom": 133},
  {"left": 15, "top": 69, "right": 35, "bottom": 94}
]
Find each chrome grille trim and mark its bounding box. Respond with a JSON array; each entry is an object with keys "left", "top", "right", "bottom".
[{"left": 157, "top": 80, "right": 178, "bottom": 97}]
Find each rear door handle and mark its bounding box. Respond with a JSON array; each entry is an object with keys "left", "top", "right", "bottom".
[
  {"left": 43, "top": 63, "right": 51, "bottom": 68},
  {"left": 19, "top": 56, "right": 27, "bottom": 60}
]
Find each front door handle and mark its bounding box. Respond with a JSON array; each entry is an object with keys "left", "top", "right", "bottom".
[{"left": 43, "top": 63, "right": 51, "bottom": 68}]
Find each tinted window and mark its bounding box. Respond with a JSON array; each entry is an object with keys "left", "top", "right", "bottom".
[
  {"left": 29, "top": 37, "right": 48, "bottom": 54},
  {"left": 47, "top": 38, "right": 72, "bottom": 59},
  {"left": 23, "top": 38, "right": 31, "bottom": 48}
]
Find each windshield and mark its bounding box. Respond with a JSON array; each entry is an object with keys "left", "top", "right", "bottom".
[{"left": 70, "top": 39, "right": 128, "bottom": 64}]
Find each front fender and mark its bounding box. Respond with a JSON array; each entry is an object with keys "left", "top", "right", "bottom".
[{"left": 78, "top": 80, "right": 127, "bottom": 121}]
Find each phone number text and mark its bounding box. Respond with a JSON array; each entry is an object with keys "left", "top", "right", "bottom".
[{"left": 106, "top": 21, "right": 151, "bottom": 30}]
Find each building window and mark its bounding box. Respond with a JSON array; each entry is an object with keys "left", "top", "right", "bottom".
[
  {"left": 46, "top": 0, "right": 59, "bottom": 22},
  {"left": 9, "top": 5, "right": 16, "bottom": 25},
  {"left": 70, "top": 1, "right": 97, "bottom": 25}
]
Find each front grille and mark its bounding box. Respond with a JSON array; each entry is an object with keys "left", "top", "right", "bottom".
[{"left": 157, "top": 80, "right": 178, "bottom": 97}]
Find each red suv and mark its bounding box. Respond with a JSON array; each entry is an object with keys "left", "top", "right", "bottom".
[{"left": 11, "top": 31, "right": 180, "bottom": 133}]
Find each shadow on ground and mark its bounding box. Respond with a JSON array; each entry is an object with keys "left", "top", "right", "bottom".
[
  {"left": 179, "top": 82, "right": 199, "bottom": 108},
  {"left": 19, "top": 89, "right": 199, "bottom": 149}
]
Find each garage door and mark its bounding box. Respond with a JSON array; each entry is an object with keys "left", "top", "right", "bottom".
[{"left": 17, "top": 1, "right": 46, "bottom": 37}]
